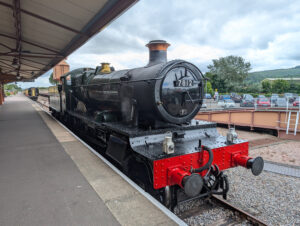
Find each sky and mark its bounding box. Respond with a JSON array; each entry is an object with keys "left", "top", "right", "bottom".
[{"left": 18, "top": 0, "right": 300, "bottom": 88}]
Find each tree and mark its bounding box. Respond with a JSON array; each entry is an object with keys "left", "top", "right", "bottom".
[
  {"left": 4, "top": 83, "right": 21, "bottom": 91},
  {"left": 49, "top": 72, "right": 58, "bottom": 85},
  {"left": 289, "top": 82, "right": 298, "bottom": 93},
  {"left": 207, "top": 55, "right": 251, "bottom": 93},
  {"left": 205, "top": 72, "right": 225, "bottom": 92},
  {"left": 272, "top": 79, "right": 290, "bottom": 93},
  {"left": 297, "top": 84, "right": 300, "bottom": 93},
  {"left": 205, "top": 81, "right": 214, "bottom": 95},
  {"left": 261, "top": 80, "right": 272, "bottom": 93}
]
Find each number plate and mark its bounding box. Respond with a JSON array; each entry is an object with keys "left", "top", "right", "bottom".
[{"left": 174, "top": 80, "right": 194, "bottom": 87}]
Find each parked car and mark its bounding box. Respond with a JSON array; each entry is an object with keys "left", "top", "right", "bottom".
[
  {"left": 258, "top": 95, "right": 266, "bottom": 99},
  {"left": 230, "top": 93, "right": 242, "bottom": 103},
  {"left": 240, "top": 94, "right": 254, "bottom": 107},
  {"left": 218, "top": 99, "right": 236, "bottom": 108},
  {"left": 284, "top": 93, "right": 294, "bottom": 103},
  {"left": 257, "top": 98, "right": 271, "bottom": 107},
  {"left": 292, "top": 93, "right": 299, "bottom": 102},
  {"left": 202, "top": 99, "right": 207, "bottom": 108},
  {"left": 204, "top": 93, "right": 212, "bottom": 99},
  {"left": 242, "top": 94, "right": 254, "bottom": 100},
  {"left": 271, "top": 94, "right": 279, "bottom": 103},
  {"left": 219, "top": 94, "right": 231, "bottom": 100},
  {"left": 275, "top": 98, "right": 288, "bottom": 107},
  {"left": 293, "top": 98, "right": 300, "bottom": 107}
]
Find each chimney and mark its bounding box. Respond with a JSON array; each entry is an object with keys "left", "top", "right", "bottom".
[
  {"left": 53, "top": 59, "right": 70, "bottom": 82},
  {"left": 146, "top": 40, "right": 170, "bottom": 66}
]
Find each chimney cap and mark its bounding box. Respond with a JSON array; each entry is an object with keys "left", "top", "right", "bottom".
[
  {"left": 145, "top": 40, "right": 170, "bottom": 66},
  {"left": 146, "top": 40, "right": 170, "bottom": 48}
]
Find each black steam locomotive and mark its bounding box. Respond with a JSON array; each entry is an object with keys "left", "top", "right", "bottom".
[{"left": 49, "top": 40, "right": 263, "bottom": 209}]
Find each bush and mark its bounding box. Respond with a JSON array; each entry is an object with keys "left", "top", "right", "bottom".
[
  {"left": 205, "top": 81, "right": 214, "bottom": 96},
  {"left": 265, "top": 93, "right": 272, "bottom": 97},
  {"left": 5, "top": 92, "right": 10, "bottom": 96},
  {"left": 272, "top": 79, "right": 290, "bottom": 93}
]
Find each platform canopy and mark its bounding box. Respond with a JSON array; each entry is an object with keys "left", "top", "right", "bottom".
[{"left": 0, "top": 0, "right": 137, "bottom": 84}]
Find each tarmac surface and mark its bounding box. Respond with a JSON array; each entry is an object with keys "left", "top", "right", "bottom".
[{"left": 0, "top": 96, "right": 120, "bottom": 226}]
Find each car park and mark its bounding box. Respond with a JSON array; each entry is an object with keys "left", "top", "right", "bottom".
[
  {"left": 275, "top": 98, "right": 288, "bottom": 107},
  {"left": 202, "top": 99, "right": 207, "bottom": 108},
  {"left": 230, "top": 93, "right": 242, "bottom": 103},
  {"left": 293, "top": 98, "right": 300, "bottom": 107},
  {"left": 218, "top": 99, "right": 236, "bottom": 108},
  {"left": 219, "top": 94, "right": 231, "bottom": 100},
  {"left": 205, "top": 93, "right": 212, "bottom": 99},
  {"left": 284, "top": 93, "right": 294, "bottom": 103},
  {"left": 292, "top": 94, "right": 299, "bottom": 102},
  {"left": 240, "top": 94, "right": 254, "bottom": 107},
  {"left": 242, "top": 94, "right": 254, "bottom": 100},
  {"left": 257, "top": 98, "right": 271, "bottom": 107},
  {"left": 217, "top": 100, "right": 225, "bottom": 107},
  {"left": 293, "top": 101, "right": 299, "bottom": 107},
  {"left": 271, "top": 94, "right": 279, "bottom": 104}
]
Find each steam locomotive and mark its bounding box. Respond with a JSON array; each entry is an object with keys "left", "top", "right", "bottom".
[{"left": 49, "top": 40, "right": 264, "bottom": 209}]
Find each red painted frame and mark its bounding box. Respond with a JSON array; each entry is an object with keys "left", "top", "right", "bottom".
[{"left": 153, "top": 142, "right": 249, "bottom": 189}]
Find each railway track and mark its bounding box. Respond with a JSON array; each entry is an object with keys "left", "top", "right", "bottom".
[
  {"left": 211, "top": 195, "right": 267, "bottom": 225},
  {"left": 178, "top": 195, "right": 267, "bottom": 225}
]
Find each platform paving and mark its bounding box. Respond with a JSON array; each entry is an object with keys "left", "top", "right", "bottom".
[
  {"left": 32, "top": 99, "right": 179, "bottom": 226},
  {"left": 0, "top": 95, "right": 180, "bottom": 226},
  {"left": 0, "top": 96, "right": 120, "bottom": 226}
]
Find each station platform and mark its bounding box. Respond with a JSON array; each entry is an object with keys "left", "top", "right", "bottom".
[{"left": 0, "top": 95, "right": 178, "bottom": 226}]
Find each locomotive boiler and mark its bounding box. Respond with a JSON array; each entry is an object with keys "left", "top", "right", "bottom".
[{"left": 49, "top": 40, "right": 264, "bottom": 209}]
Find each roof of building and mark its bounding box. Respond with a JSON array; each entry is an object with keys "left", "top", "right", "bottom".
[{"left": 0, "top": 0, "right": 137, "bottom": 84}]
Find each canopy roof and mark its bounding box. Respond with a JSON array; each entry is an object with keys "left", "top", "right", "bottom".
[{"left": 0, "top": 0, "right": 137, "bottom": 83}]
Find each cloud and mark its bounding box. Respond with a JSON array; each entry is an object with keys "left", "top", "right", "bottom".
[
  {"left": 246, "top": 31, "right": 300, "bottom": 71},
  {"left": 17, "top": 72, "right": 52, "bottom": 89},
  {"left": 20, "top": 0, "right": 300, "bottom": 87}
]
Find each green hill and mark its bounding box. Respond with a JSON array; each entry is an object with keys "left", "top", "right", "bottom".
[{"left": 246, "top": 66, "right": 300, "bottom": 83}]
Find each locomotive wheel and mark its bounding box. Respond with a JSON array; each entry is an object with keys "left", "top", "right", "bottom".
[{"left": 162, "top": 186, "right": 177, "bottom": 210}]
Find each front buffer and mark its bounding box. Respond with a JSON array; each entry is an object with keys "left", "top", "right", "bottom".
[
  {"left": 153, "top": 141, "right": 263, "bottom": 198},
  {"left": 129, "top": 121, "right": 264, "bottom": 208}
]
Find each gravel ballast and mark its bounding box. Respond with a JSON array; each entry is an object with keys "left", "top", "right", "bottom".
[
  {"left": 226, "top": 167, "right": 300, "bottom": 225},
  {"left": 176, "top": 167, "right": 300, "bottom": 225}
]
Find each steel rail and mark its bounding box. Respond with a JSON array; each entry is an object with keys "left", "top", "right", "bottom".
[{"left": 211, "top": 195, "right": 268, "bottom": 226}]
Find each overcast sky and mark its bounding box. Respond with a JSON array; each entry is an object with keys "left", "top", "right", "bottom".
[{"left": 19, "top": 0, "right": 300, "bottom": 88}]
